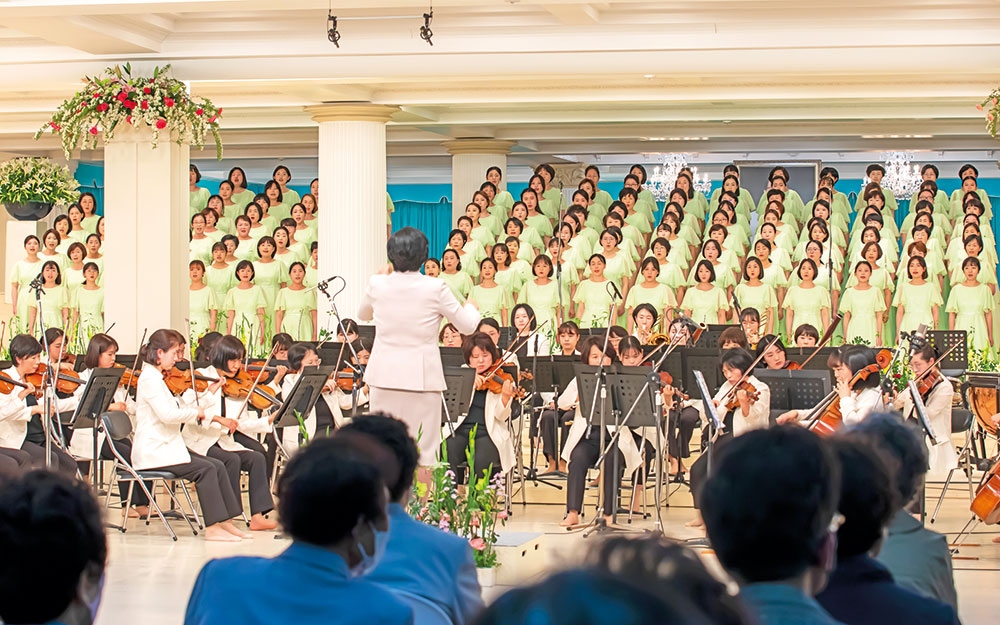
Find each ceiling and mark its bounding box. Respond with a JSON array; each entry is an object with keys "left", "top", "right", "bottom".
[{"left": 1, "top": 0, "right": 999, "bottom": 183}]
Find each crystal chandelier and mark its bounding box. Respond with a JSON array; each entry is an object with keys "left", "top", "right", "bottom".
[
  {"left": 864, "top": 152, "right": 922, "bottom": 199},
  {"left": 647, "top": 154, "right": 711, "bottom": 201}
]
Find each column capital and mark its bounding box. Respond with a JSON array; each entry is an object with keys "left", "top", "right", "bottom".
[
  {"left": 306, "top": 102, "right": 399, "bottom": 123},
  {"left": 443, "top": 138, "right": 516, "bottom": 156}
]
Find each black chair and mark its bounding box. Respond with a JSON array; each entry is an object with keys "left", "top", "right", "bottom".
[{"left": 930, "top": 407, "right": 976, "bottom": 524}]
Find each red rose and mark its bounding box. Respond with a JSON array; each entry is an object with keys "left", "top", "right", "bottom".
[
  {"left": 116, "top": 91, "right": 128, "bottom": 102},
  {"left": 143, "top": 87, "right": 151, "bottom": 95},
  {"left": 123, "top": 100, "right": 136, "bottom": 110},
  {"left": 126, "top": 116, "right": 133, "bottom": 124},
  {"left": 217, "top": 108, "right": 223, "bottom": 115},
  {"left": 208, "top": 116, "right": 217, "bottom": 123},
  {"left": 92, "top": 93, "right": 100, "bottom": 99},
  {"left": 164, "top": 97, "right": 174, "bottom": 107},
  {"left": 195, "top": 108, "right": 204, "bottom": 116},
  {"left": 155, "top": 118, "right": 167, "bottom": 129},
  {"left": 96, "top": 103, "right": 108, "bottom": 112},
  {"left": 141, "top": 100, "right": 149, "bottom": 110},
  {"left": 89, "top": 126, "right": 98, "bottom": 135},
  {"left": 50, "top": 122, "right": 61, "bottom": 131}
]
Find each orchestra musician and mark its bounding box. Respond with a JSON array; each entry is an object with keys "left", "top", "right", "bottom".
[
  {"left": 444, "top": 332, "right": 516, "bottom": 484},
  {"left": 687, "top": 348, "right": 771, "bottom": 528},
  {"left": 664, "top": 317, "right": 703, "bottom": 478},
  {"left": 777, "top": 346, "right": 884, "bottom": 427},
  {"left": 890, "top": 343, "right": 958, "bottom": 479},
  {"left": 757, "top": 335, "right": 798, "bottom": 370},
  {"left": 358, "top": 227, "right": 481, "bottom": 470}
]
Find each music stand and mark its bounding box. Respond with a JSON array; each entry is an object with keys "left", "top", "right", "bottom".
[
  {"left": 272, "top": 366, "right": 337, "bottom": 431},
  {"left": 579, "top": 327, "right": 609, "bottom": 337},
  {"left": 497, "top": 327, "right": 515, "bottom": 351},
  {"left": 785, "top": 347, "right": 837, "bottom": 371},
  {"left": 928, "top": 331, "right": 968, "bottom": 375},
  {"left": 681, "top": 348, "right": 723, "bottom": 400},
  {"left": 754, "top": 369, "right": 831, "bottom": 425},
  {"left": 69, "top": 367, "right": 125, "bottom": 491},
  {"left": 439, "top": 347, "right": 466, "bottom": 369},
  {"left": 441, "top": 366, "right": 476, "bottom": 437},
  {"left": 700, "top": 324, "right": 738, "bottom": 348},
  {"left": 357, "top": 325, "right": 376, "bottom": 342}
]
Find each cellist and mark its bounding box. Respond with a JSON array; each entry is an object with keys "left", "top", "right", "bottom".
[
  {"left": 891, "top": 343, "right": 958, "bottom": 479},
  {"left": 777, "top": 346, "right": 884, "bottom": 427}
]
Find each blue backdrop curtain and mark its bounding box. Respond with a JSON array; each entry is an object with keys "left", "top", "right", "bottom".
[
  {"left": 74, "top": 162, "right": 105, "bottom": 215},
  {"left": 391, "top": 198, "right": 452, "bottom": 258}
]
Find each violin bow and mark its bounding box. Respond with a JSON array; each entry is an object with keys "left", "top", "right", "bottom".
[
  {"left": 487, "top": 315, "right": 543, "bottom": 378},
  {"left": 799, "top": 313, "right": 843, "bottom": 368},
  {"left": 234, "top": 344, "right": 280, "bottom": 420},
  {"left": 718, "top": 334, "right": 780, "bottom": 407},
  {"left": 130, "top": 328, "right": 147, "bottom": 380},
  {"left": 183, "top": 319, "right": 201, "bottom": 410}
]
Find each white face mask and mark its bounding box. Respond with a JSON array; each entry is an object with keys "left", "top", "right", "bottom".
[
  {"left": 350, "top": 520, "right": 389, "bottom": 578},
  {"left": 87, "top": 572, "right": 104, "bottom": 624}
]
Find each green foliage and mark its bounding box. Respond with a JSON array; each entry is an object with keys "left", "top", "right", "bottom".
[
  {"left": 0, "top": 157, "right": 79, "bottom": 206},
  {"left": 977, "top": 89, "right": 1000, "bottom": 138},
  {"left": 34, "top": 64, "right": 224, "bottom": 159}
]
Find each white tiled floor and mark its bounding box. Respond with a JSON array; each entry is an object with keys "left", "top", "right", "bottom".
[{"left": 95, "top": 469, "right": 1000, "bottom": 625}]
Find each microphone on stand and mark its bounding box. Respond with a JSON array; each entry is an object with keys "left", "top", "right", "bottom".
[
  {"left": 29, "top": 272, "right": 45, "bottom": 296},
  {"left": 316, "top": 275, "right": 341, "bottom": 291},
  {"left": 607, "top": 281, "right": 622, "bottom": 300}
]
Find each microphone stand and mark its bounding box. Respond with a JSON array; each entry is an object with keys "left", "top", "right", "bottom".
[
  {"left": 30, "top": 274, "right": 58, "bottom": 469},
  {"left": 316, "top": 276, "right": 362, "bottom": 388},
  {"left": 555, "top": 204, "right": 566, "bottom": 325}
]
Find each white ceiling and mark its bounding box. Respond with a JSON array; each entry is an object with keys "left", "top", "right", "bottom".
[{"left": 1, "top": 0, "right": 999, "bottom": 183}]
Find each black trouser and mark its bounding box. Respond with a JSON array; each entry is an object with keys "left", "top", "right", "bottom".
[
  {"left": 668, "top": 406, "right": 701, "bottom": 460},
  {"left": 156, "top": 453, "right": 243, "bottom": 526},
  {"left": 0, "top": 448, "right": 31, "bottom": 479},
  {"left": 206, "top": 442, "right": 275, "bottom": 517},
  {"left": 446, "top": 422, "right": 502, "bottom": 485},
  {"left": 100, "top": 438, "right": 151, "bottom": 507},
  {"left": 689, "top": 411, "right": 735, "bottom": 509},
  {"left": 21, "top": 440, "right": 78, "bottom": 475},
  {"left": 566, "top": 426, "right": 631, "bottom": 514},
  {"left": 540, "top": 409, "right": 573, "bottom": 462},
  {"left": 233, "top": 431, "right": 277, "bottom": 485}
]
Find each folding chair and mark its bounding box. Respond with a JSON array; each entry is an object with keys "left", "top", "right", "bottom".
[{"left": 101, "top": 411, "right": 201, "bottom": 541}]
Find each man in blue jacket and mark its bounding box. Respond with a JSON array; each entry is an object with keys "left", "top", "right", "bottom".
[
  {"left": 340, "top": 412, "right": 485, "bottom": 625},
  {"left": 184, "top": 437, "right": 413, "bottom": 625}
]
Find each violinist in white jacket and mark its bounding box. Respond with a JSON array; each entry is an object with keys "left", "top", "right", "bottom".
[
  {"left": 181, "top": 335, "right": 277, "bottom": 531},
  {"left": 444, "top": 332, "right": 516, "bottom": 484}
]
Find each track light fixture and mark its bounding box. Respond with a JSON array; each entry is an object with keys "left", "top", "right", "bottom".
[
  {"left": 420, "top": 7, "right": 433, "bottom": 46},
  {"left": 327, "top": 12, "right": 340, "bottom": 48}
]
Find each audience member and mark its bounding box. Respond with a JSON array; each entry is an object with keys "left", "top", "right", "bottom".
[
  {"left": 816, "top": 439, "right": 959, "bottom": 625},
  {"left": 587, "top": 535, "right": 750, "bottom": 625},
  {"left": 339, "top": 413, "right": 485, "bottom": 625},
  {"left": 846, "top": 413, "right": 958, "bottom": 609},
  {"left": 0, "top": 471, "right": 107, "bottom": 625},
  {"left": 702, "top": 426, "right": 843, "bottom": 625},
  {"left": 184, "top": 438, "right": 413, "bottom": 625}
]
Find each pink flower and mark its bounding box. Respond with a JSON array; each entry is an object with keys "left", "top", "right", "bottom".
[
  {"left": 91, "top": 92, "right": 101, "bottom": 99},
  {"left": 143, "top": 87, "right": 151, "bottom": 95},
  {"left": 993, "top": 98, "right": 998, "bottom": 107},
  {"left": 96, "top": 103, "right": 108, "bottom": 112},
  {"left": 50, "top": 122, "right": 61, "bottom": 131},
  {"left": 469, "top": 538, "right": 486, "bottom": 551},
  {"left": 208, "top": 116, "right": 217, "bottom": 123},
  {"left": 989, "top": 113, "right": 996, "bottom": 122},
  {"left": 155, "top": 118, "right": 167, "bottom": 129},
  {"left": 977, "top": 104, "right": 984, "bottom": 111},
  {"left": 89, "top": 126, "right": 98, "bottom": 135},
  {"left": 115, "top": 91, "right": 128, "bottom": 102},
  {"left": 217, "top": 107, "right": 223, "bottom": 115},
  {"left": 164, "top": 97, "right": 174, "bottom": 107},
  {"left": 141, "top": 100, "right": 149, "bottom": 110},
  {"left": 195, "top": 108, "right": 204, "bottom": 116},
  {"left": 470, "top": 517, "right": 480, "bottom": 527},
  {"left": 497, "top": 510, "right": 508, "bottom": 520}
]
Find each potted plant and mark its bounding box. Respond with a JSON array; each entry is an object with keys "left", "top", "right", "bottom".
[
  {"left": 409, "top": 427, "right": 508, "bottom": 586},
  {"left": 0, "top": 157, "right": 79, "bottom": 221},
  {"left": 34, "top": 63, "right": 223, "bottom": 159}
]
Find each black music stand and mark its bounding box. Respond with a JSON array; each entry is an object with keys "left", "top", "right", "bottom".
[
  {"left": 357, "top": 325, "right": 376, "bottom": 342},
  {"left": 441, "top": 366, "right": 476, "bottom": 438},
  {"left": 700, "top": 324, "right": 738, "bottom": 348},
  {"left": 928, "top": 330, "right": 968, "bottom": 375},
  {"left": 497, "top": 327, "right": 515, "bottom": 351},
  {"left": 575, "top": 363, "right": 626, "bottom": 533},
  {"left": 681, "top": 348, "right": 723, "bottom": 400},
  {"left": 69, "top": 367, "right": 125, "bottom": 491},
  {"left": 754, "top": 369, "right": 832, "bottom": 424},
  {"left": 439, "top": 347, "right": 466, "bottom": 369},
  {"left": 607, "top": 366, "right": 665, "bottom": 523},
  {"left": 579, "top": 327, "right": 609, "bottom": 337},
  {"left": 272, "top": 366, "right": 337, "bottom": 432},
  {"left": 785, "top": 347, "right": 837, "bottom": 371}
]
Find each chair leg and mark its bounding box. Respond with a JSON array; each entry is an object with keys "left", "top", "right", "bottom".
[
  {"left": 105, "top": 470, "right": 125, "bottom": 533},
  {"left": 161, "top": 480, "right": 199, "bottom": 536},
  {"left": 931, "top": 467, "right": 959, "bottom": 523},
  {"left": 144, "top": 480, "right": 179, "bottom": 541},
  {"left": 177, "top": 481, "right": 204, "bottom": 531}
]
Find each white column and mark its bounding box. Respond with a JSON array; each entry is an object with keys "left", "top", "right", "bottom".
[
  {"left": 306, "top": 103, "right": 398, "bottom": 330},
  {"left": 444, "top": 139, "right": 515, "bottom": 225},
  {"left": 103, "top": 126, "right": 189, "bottom": 353}
]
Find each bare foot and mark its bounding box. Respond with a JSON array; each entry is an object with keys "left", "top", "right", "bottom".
[
  {"left": 559, "top": 460, "right": 567, "bottom": 472},
  {"left": 205, "top": 526, "right": 242, "bottom": 542},
  {"left": 631, "top": 488, "right": 644, "bottom": 513},
  {"left": 685, "top": 515, "right": 704, "bottom": 528},
  {"left": 249, "top": 514, "right": 278, "bottom": 531},
  {"left": 560, "top": 511, "right": 580, "bottom": 527},
  {"left": 133, "top": 505, "right": 150, "bottom": 518},
  {"left": 669, "top": 458, "right": 679, "bottom": 474},
  {"left": 221, "top": 520, "right": 253, "bottom": 539}
]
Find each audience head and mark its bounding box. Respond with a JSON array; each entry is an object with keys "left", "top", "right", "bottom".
[
  {"left": 0, "top": 472, "right": 107, "bottom": 625},
  {"left": 337, "top": 413, "right": 419, "bottom": 505},
  {"left": 702, "top": 427, "right": 840, "bottom": 590},
  {"left": 845, "top": 412, "right": 927, "bottom": 509},
  {"left": 828, "top": 438, "right": 895, "bottom": 559}
]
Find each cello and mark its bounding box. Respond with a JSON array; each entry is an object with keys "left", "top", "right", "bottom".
[{"left": 805, "top": 348, "right": 891, "bottom": 437}]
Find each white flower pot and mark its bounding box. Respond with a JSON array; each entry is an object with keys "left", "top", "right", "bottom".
[{"left": 477, "top": 566, "right": 497, "bottom": 587}]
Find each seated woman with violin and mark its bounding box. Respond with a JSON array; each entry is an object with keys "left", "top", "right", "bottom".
[
  {"left": 180, "top": 335, "right": 278, "bottom": 531},
  {"left": 444, "top": 332, "right": 516, "bottom": 485},
  {"left": 510, "top": 303, "right": 550, "bottom": 357},
  {"left": 891, "top": 343, "right": 957, "bottom": 479},
  {"left": 717, "top": 326, "right": 748, "bottom": 350},
  {"left": 757, "top": 335, "right": 800, "bottom": 370},
  {"left": 337, "top": 337, "right": 372, "bottom": 419},
  {"left": 559, "top": 337, "right": 646, "bottom": 527},
  {"left": 0, "top": 334, "right": 80, "bottom": 475},
  {"left": 687, "top": 348, "right": 771, "bottom": 528},
  {"left": 664, "top": 317, "right": 705, "bottom": 478},
  {"left": 278, "top": 343, "right": 332, "bottom": 453},
  {"left": 41, "top": 327, "right": 77, "bottom": 373},
  {"left": 132, "top": 329, "right": 247, "bottom": 542},
  {"left": 68, "top": 333, "right": 151, "bottom": 517}
]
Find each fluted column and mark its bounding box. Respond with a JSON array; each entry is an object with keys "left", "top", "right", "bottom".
[
  {"left": 104, "top": 126, "right": 189, "bottom": 352},
  {"left": 444, "top": 139, "right": 515, "bottom": 224},
  {"left": 306, "top": 103, "right": 398, "bottom": 330}
]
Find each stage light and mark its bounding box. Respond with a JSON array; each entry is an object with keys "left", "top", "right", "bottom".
[
  {"left": 327, "top": 13, "right": 341, "bottom": 48},
  {"left": 419, "top": 8, "right": 433, "bottom": 46}
]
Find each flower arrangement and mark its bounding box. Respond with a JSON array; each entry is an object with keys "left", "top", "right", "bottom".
[
  {"left": 887, "top": 353, "right": 911, "bottom": 394},
  {"left": 35, "top": 63, "right": 223, "bottom": 159},
  {"left": 967, "top": 344, "right": 998, "bottom": 373},
  {"left": 977, "top": 89, "right": 1000, "bottom": 138},
  {"left": 0, "top": 157, "right": 79, "bottom": 206},
  {"left": 409, "top": 427, "right": 508, "bottom": 568}
]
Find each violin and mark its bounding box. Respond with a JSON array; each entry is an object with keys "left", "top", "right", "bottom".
[
  {"left": 0, "top": 372, "right": 31, "bottom": 396},
  {"left": 112, "top": 363, "right": 140, "bottom": 390},
  {"left": 725, "top": 381, "right": 760, "bottom": 412},
  {"left": 810, "top": 362, "right": 882, "bottom": 437},
  {"left": 475, "top": 368, "right": 526, "bottom": 400},
  {"left": 163, "top": 366, "right": 219, "bottom": 396},
  {"left": 783, "top": 360, "right": 802, "bottom": 370},
  {"left": 220, "top": 368, "right": 282, "bottom": 411},
  {"left": 917, "top": 368, "right": 943, "bottom": 397},
  {"left": 24, "top": 363, "right": 84, "bottom": 395},
  {"left": 333, "top": 366, "right": 363, "bottom": 392}
]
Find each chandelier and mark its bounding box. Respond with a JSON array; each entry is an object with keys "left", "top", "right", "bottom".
[
  {"left": 647, "top": 154, "right": 711, "bottom": 201},
  {"left": 864, "top": 152, "right": 922, "bottom": 199}
]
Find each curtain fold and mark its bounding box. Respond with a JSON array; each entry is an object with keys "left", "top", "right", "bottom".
[{"left": 391, "top": 197, "right": 452, "bottom": 259}]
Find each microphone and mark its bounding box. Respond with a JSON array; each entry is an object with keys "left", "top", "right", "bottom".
[
  {"left": 316, "top": 275, "right": 340, "bottom": 289},
  {"left": 607, "top": 281, "right": 622, "bottom": 300}
]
